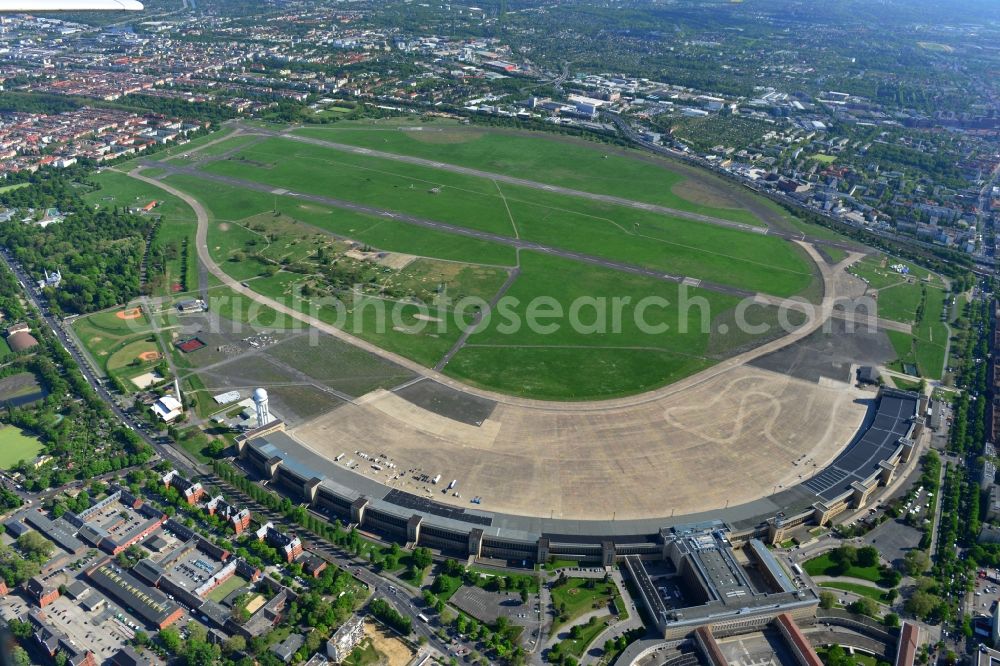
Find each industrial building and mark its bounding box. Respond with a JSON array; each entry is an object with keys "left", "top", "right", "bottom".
[
  {"left": 86, "top": 560, "right": 184, "bottom": 630},
  {"left": 66, "top": 487, "right": 167, "bottom": 555}
]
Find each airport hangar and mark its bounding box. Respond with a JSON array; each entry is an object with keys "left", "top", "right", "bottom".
[{"left": 230, "top": 387, "right": 922, "bottom": 640}]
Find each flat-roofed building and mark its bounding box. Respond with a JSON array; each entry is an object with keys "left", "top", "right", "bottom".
[
  {"left": 87, "top": 560, "right": 184, "bottom": 630},
  {"left": 328, "top": 616, "right": 365, "bottom": 662}
]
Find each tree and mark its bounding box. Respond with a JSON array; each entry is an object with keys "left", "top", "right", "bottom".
[
  {"left": 847, "top": 597, "right": 878, "bottom": 617},
  {"left": 857, "top": 546, "right": 879, "bottom": 568},
  {"left": 17, "top": 531, "right": 54, "bottom": 560},
  {"left": 905, "top": 590, "right": 940, "bottom": 619},
  {"left": 158, "top": 627, "right": 182, "bottom": 652},
  {"left": 819, "top": 591, "right": 837, "bottom": 609},
  {"left": 411, "top": 547, "right": 432, "bottom": 570},
  {"left": 10, "top": 646, "right": 30, "bottom": 666},
  {"left": 903, "top": 550, "right": 931, "bottom": 576},
  {"left": 225, "top": 635, "right": 247, "bottom": 654},
  {"left": 133, "top": 630, "right": 149, "bottom": 647},
  {"left": 883, "top": 613, "right": 900, "bottom": 628}
]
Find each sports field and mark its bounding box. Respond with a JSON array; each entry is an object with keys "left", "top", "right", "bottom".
[
  {"left": 72, "top": 306, "right": 166, "bottom": 387},
  {"left": 0, "top": 426, "right": 43, "bottom": 469}
]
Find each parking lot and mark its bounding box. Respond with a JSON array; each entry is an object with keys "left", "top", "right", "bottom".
[{"left": 450, "top": 585, "right": 538, "bottom": 626}]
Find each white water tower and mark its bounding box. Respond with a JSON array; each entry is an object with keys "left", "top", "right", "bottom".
[{"left": 253, "top": 388, "right": 271, "bottom": 428}]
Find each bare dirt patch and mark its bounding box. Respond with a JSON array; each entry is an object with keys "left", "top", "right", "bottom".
[
  {"left": 364, "top": 621, "right": 414, "bottom": 666},
  {"left": 401, "top": 127, "right": 485, "bottom": 144},
  {"left": 116, "top": 308, "right": 143, "bottom": 321},
  {"left": 138, "top": 351, "right": 162, "bottom": 362},
  {"left": 670, "top": 178, "right": 743, "bottom": 209}
]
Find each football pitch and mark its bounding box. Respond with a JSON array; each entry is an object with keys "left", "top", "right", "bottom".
[
  {"left": 0, "top": 426, "right": 43, "bottom": 469},
  {"left": 131, "top": 122, "right": 832, "bottom": 399}
]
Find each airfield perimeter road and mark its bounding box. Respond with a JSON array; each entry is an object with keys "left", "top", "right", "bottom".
[
  {"left": 237, "top": 122, "right": 861, "bottom": 252},
  {"left": 139, "top": 159, "right": 759, "bottom": 300},
  {"left": 125, "top": 166, "right": 859, "bottom": 417}
]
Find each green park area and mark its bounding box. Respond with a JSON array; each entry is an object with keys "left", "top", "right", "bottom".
[
  {"left": 555, "top": 614, "right": 612, "bottom": 659},
  {"left": 819, "top": 581, "right": 893, "bottom": 604},
  {"left": 200, "top": 135, "right": 814, "bottom": 297},
  {"left": 803, "top": 546, "right": 900, "bottom": 589},
  {"left": 430, "top": 560, "right": 538, "bottom": 602},
  {"left": 0, "top": 426, "right": 44, "bottom": 469},
  {"left": 550, "top": 576, "right": 620, "bottom": 631},
  {"left": 85, "top": 170, "right": 199, "bottom": 298}
]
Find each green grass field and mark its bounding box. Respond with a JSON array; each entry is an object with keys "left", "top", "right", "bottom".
[
  {"left": 206, "top": 574, "right": 249, "bottom": 602},
  {"left": 803, "top": 554, "right": 888, "bottom": 587},
  {"left": 558, "top": 615, "right": 611, "bottom": 658},
  {"left": 289, "top": 121, "right": 765, "bottom": 225},
  {"left": 72, "top": 307, "right": 163, "bottom": 384},
  {"left": 0, "top": 426, "right": 44, "bottom": 469},
  {"left": 147, "top": 123, "right": 829, "bottom": 399},
  {"left": 201, "top": 137, "right": 814, "bottom": 298},
  {"left": 550, "top": 578, "right": 618, "bottom": 631},
  {"left": 849, "top": 254, "right": 948, "bottom": 380},
  {"left": 819, "top": 581, "right": 892, "bottom": 604},
  {"left": 0, "top": 183, "right": 29, "bottom": 194},
  {"left": 87, "top": 170, "right": 200, "bottom": 297}
]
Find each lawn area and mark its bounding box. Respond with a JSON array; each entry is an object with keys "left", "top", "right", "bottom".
[
  {"left": 816, "top": 647, "right": 881, "bottom": 666},
  {"left": 347, "top": 640, "right": 381, "bottom": 666},
  {"left": 165, "top": 173, "right": 517, "bottom": 267},
  {"left": 803, "top": 554, "right": 889, "bottom": 587},
  {"left": 884, "top": 286, "right": 949, "bottom": 380},
  {"left": 550, "top": 577, "right": 618, "bottom": 630},
  {"left": 809, "top": 154, "right": 837, "bottom": 164},
  {"left": 445, "top": 252, "right": 741, "bottom": 399},
  {"left": 0, "top": 183, "right": 29, "bottom": 194},
  {"left": 290, "top": 122, "right": 766, "bottom": 225},
  {"left": 430, "top": 573, "right": 463, "bottom": 601},
  {"left": 558, "top": 615, "right": 611, "bottom": 658},
  {"left": 819, "top": 581, "right": 892, "bottom": 604},
  {"left": 0, "top": 426, "right": 44, "bottom": 469},
  {"left": 887, "top": 376, "right": 923, "bottom": 391},
  {"left": 206, "top": 574, "right": 249, "bottom": 603},
  {"left": 86, "top": 170, "right": 201, "bottom": 297},
  {"left": 804, "top": 553, "right": 870, "bottom": 579},
  {"left": 544, "top": 559, "right": 581, "bottom": 571},
  {"left": 823, "top": 247, "right": 848, "bottom": 264},
  {"left": 469, "top": 566, "right": 539, "bottom": 594}
]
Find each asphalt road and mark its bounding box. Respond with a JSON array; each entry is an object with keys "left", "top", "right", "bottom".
[{"left": 141, "top": 159, "right": 758, "bottom": 299}]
